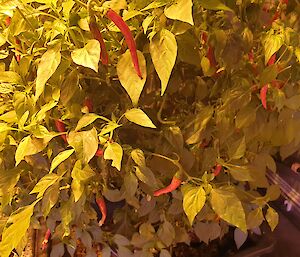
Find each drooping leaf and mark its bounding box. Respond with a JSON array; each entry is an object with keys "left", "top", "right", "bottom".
[
  {"left": 0, "top": 200, "right": 39, "bottom": 257},
  {"left": 164, "top": 0, "right": 194, "bottom": 25},
  {"left": 150, "top": 29, "right": 177, "bottom": 96},
  {"left": 228, "top": 136, "right": 246, "bottom": 160},
  {"left": 30, "top": 173, "right": 60, "bottom": 198},
  {"left": 125, "top": 108, "right": 156, "bottom": 128},
  {"left": 181, "top": 184, "right": 206, "bottom": 225},
  {"left": 104, "top": 142, "right": 123, "bottom": 171},
  {"left": 35, "top": 44, "right": 61, "bottom": 101},
  {"left": 264, "top": 34, "right": 284, "bottom": 65},
  {"left": 198, "top": 0, "right": 233, "bottom": 11},
  {"left": 42, "top": 182, "right": 60, "bottom": 217},
  {"left": 247, "top": 208, "right": 264, "bottom": 229},
  {"left": 134, "top": 166, "right": 158, "bottom": 188},
  {"left": 50, "top": 149, "right": 75, "bottom": 173},
  {"left": 210, "top": 188, "right": 247, "bottom": 232},
  {"left": 265, "top": 207, "right": 279, "bottom": 231},
  {"left": 131, "top": 149, "right": 146, "bottom": 167},
  {"left": 67, "top": 128, "right": 98, "bottom": 164},
  {"left": 117, "top": 50, "right": 147, "bottom": 106},
  {"left": 234, "top": 228, "right": 248, "bottom": 249},
  {"left": 71, "top": 40, "right": 100, "bottom": 72}
]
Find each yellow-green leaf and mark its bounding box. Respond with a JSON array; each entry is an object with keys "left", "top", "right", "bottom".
[
  {"left": 264, "top": 34, "right": 284, "bottom": 65},
  {"left": 50, "top": 149, "right": 75, "bottom": 173},
  {"left": 104, "top": 142, "right": 123, "bottom": 171},
  {"left": 117, "top": 50, "right": 147, "bottom": 106},
  {"left": 35, "top": 44, "right": 61, "bottom": 101},
  {"left": 71, "top": 39, "right": 100, "bottom": 72},
  {"left": 150, "top": 29, "right": 177, "bottom": 96},
  {"left": 181, "top": 184, "right": 206, "bottom": 225},
  {"left": 125, "top": 108, "right": 156, "bottom": 128},
  {"left": 164, "top": 0, "right": 194, "bottom": 25},
  {"left": 265, "top": 207, "right": 279, "bottom": 231},
  {"left": 199, "top": 0, "right": 232, "bottom": 11},
  {"left": 30, "top": 173, "right": 60, "bottom": 198},
  {"left": 210, "top": 188, "right": 247, "bottom": 232}
]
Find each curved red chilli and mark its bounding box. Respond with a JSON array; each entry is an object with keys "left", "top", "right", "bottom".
[
  {"left": 4, "top": 17, "right": 11, "bottom": 26},
  {"left": 201, "top": 32, "right": 208, "bottom": 44},
  {"left": 89, "top": 22, "right": 109, "bottom": 65},
  {"left": 207, "top": 47, "right": 217, "bottom": 68},
  {"left": 55, "top": 119, "right": 67, "bottom": 143},
  {"left": 153, "top": 176, "right": 182, "bottom": 197},
  {"left": 96, "top": 197, "right": 107, "bottom": 226},
  {"left": 84, "top": 97, "right": 93, "bottom": 112},
  {"left": 213, "top": 164, "right": 222, "bottom": 177},
  {"left": 260, "top": 85, "right": 268, "bottom": 110},
  {"left": 41, "top": 228, "right": 51, "bottom": 251},
  {"left": 106, "top": 9, "right": 142, "bottom": 78}
]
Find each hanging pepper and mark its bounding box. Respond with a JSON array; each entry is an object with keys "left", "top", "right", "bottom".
[
  {"left": 260, "top": 85, "right": 268, "bottom": 110},
  {"left": 153, "top": 176, "right": 182, "bottom": 197},
  {"left": 267, "top": 53, "right": 276, "bottom": 66},
  {"left": 96, "top": 197, "right": 107, "bottom": 226},
  {"left": 95, "top": 148, "right": 104, "bottom": 157},
  {"left": 4, "top": 17, "right": 11, "bottom": 26},
  {"left": 106, "top": 9, "right": 142, "bottom": 78},
  {"left": 89, "top": 21, "right": 109, "bottom": 65},
  {"left": 41, "top": 228, "right": 51, "bottom": 251},
  {"left": 55, "top": 119, "right": 67, "bottom": 143},
  {"left": 213, "top": 164, "right": 222, "bottom": 177}
]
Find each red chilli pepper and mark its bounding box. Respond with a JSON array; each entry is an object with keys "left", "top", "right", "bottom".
[
  {"left": 41, "top": 228, "right": 51, "bottom": 251},
  {"left": 213, "top": 164, "right": 222, "bottom": 177},
  {"left": 96, "top": 197, "right": 107, "bottom": 226},
  {"left": 55, "top": 119, "right": 67, "bottom": 143},
  {"left": 84, "top": 97, "right": 94, "bottom": 113},
  {"left": 267, "top": 53, "right": 276, "bottom": 66},
  {"left": 106, "top": 9, "right": 142, "bottom": 79},
  {"left": 207, "top": 46, "right": 217, "bottom": 68},
  {"left": 4, "top": 17, "right": 11, "bottom": 26},
  {"left": 260, "top": 85, "right": 268, "bottom": 110},
  {"left": 89, "top": 22, "right": 109, "bottom": 65},
  {"left": 153, "top": 176, "right": 182, "bottom": 197},
  {"left": 95, "top": 148, "right": 104, "bottom": 157}
]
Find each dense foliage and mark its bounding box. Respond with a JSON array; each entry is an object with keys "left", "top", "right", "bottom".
[{"left": 0, "top": 0, "right": 299, "bottom": 256}]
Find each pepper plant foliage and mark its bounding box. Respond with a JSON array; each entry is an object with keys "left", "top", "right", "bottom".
[{"left": 0, "top": 0, "right": 299, "bottom": 256}]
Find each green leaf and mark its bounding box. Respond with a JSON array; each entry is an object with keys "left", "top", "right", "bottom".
[
  {"left": 227, "top": 165, "right": 253, "bottom": 181},
  {"left": 141, "top": 1, "right": 168, "bottom": 11},
  {"left": 35, "top": 44, "right": 61, "bottom": 101},
  {"left": 104, "top": 142, "right": 123, "bottom": 171},
  {"left": 0, "top": 200, "right": 39, "bottom": 257},
  {"left": 67, "top": 128, "right": 98, "bottom": 164},
  {"left": 247, "top": 208, "right": 264, "bottom": 229},
  {"left": 285, "top": 95, "right": 300, "bottom": 110},
  {"left": 265, "top": 207, "right": 279, "bottom": 231},
  {"left": 160, "top": 249, "right": 171, "bottom": 257},
  {"left": 264, "top": 34, "right": 284, "bottom": 65},
  {"left": 164, "top": 0, "right": 194, "bottom": 25},
  {"left": 125, "top": 108, "right": 156, "bottom": 128},
  {"left": 0, "top": 71, "right": 22, "bottom": 84},
  {"left": 117, "top": 50, "right": 147, "bottom": 106},
  {"left": 199, "top": 0, "right": 233, "bottom": 11},
  {"left": 75, "top": 113, "right": 101, "bottom": 131},
  {"left": 194, "top": 222, "right": 221, "bottom": 244},
  {"left": 42, "top": 182, "right": 60, "bottom": 217},
  {"left": 157, "top": 220, "right": 175, "bottom": 247},
  {"left": 60, "top": 69, "right": 79, "bottom": 106},
  {"left": 142, "top": 15, "right": 154, "bottom": 34},
  {"left": 228, "top": 136, "right": 246, "bottom": 160},
  {"left": 150, "top": 29, "right": 177, "bottom": 96},
  {"left": 235, "top": 105, "right": 257, "bottom": 129},
  {"left": 50, "top": 149, "right": 75, "bottom": 173},
  {"left": 259, "top": 65, "right": 278, "bottom": 85},
  {"left": 134, "top": 166, "right": 158, "bottom": 188},
  {"left": 210, "top": 188, "right": 247, "bottom": 232},
  {"left": 295, "top": 47, "right": 300, "bottom": 63},
  {"left": 124, "top": 172, "right": 138, "bottom": 197},
  {"left": 15, "top": 136, "right": 47, "bottom": 166},
  {"left": 30, "top": 173, "right": 60, "bottom": 198},
  {"left": 131, "top": 149, "right": 146, "bottom": 167},
  {"left": 181, "top": 184, "right": 206, "bottom": 225},
  {"left": 71, "top": 39, "right": 100, "bottom": 72}
]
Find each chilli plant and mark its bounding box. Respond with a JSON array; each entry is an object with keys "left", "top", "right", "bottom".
[{"left": 0, "top": 0, "right": 300, "bottom": 256}]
